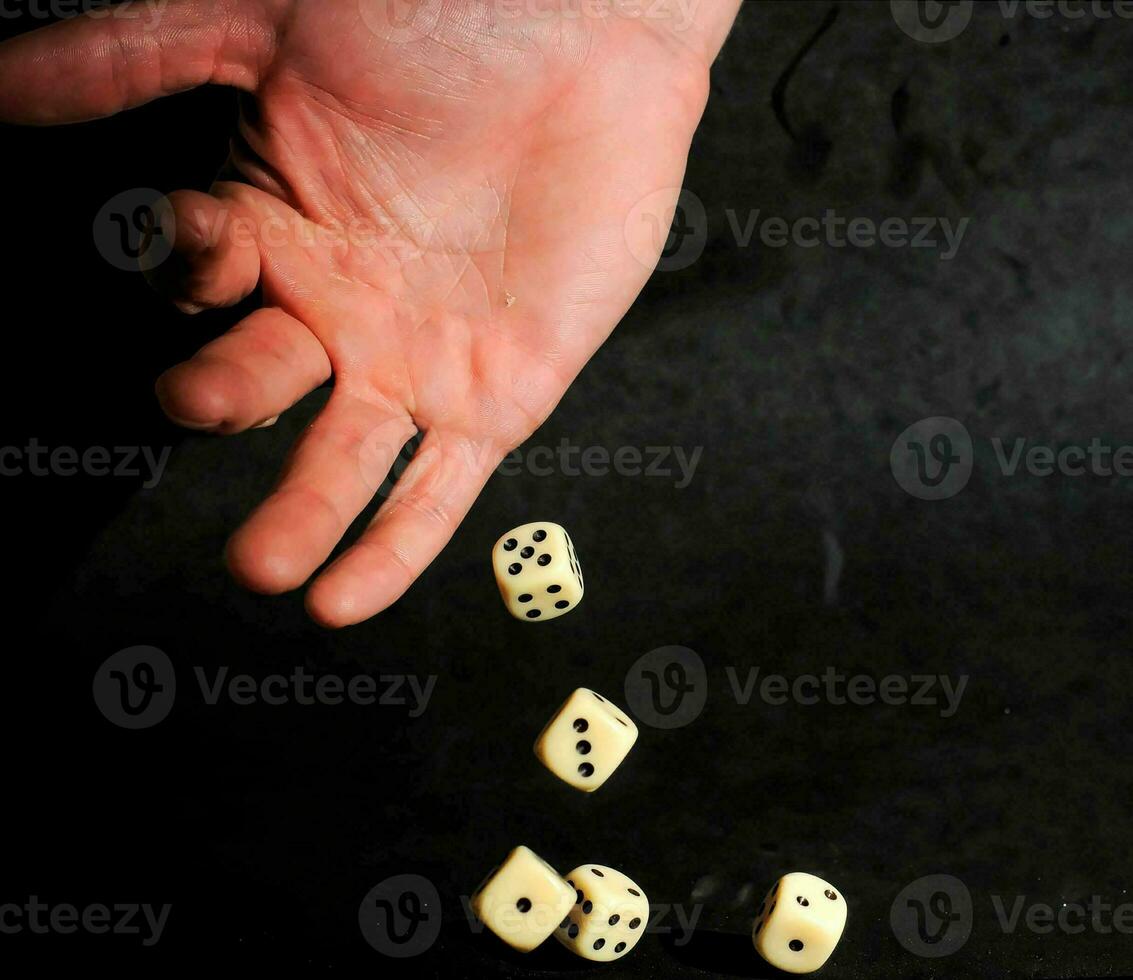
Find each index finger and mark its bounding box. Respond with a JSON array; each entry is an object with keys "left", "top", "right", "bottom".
[{"left": 0, "top": 0, "right": 276, "bottom": 125}]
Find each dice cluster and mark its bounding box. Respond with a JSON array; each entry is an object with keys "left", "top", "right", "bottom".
[
  {"left": 471, "top": 846, "right": 651, "bottom": 963},
  {"left": 470, "top": 684, "right": 646, "bottom": 962},
  {"left": 479, "top": 524, "right": 848, "bottom": 972}
]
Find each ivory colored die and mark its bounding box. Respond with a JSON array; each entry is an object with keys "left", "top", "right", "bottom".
[
  {"left": 752, "top": 872, "right": 847, "bottom": 974},
  {"left": 534, "top": 688, "right": 638, "bottom": 792},
  {"left": 471, "top": 845, "right": 576, "bottom": 952},
  {"left": 554, "top": 864, "right": 649, "bottom": 962},
  {"left": 492, "top": 521, "right": 583, "bottom": 621}
]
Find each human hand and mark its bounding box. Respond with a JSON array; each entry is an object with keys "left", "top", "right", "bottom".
[{"left": 0, "top": 0, "right": 740, "bottom": 625}]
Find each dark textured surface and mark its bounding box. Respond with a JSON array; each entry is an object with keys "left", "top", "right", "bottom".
[{"left": 4, "top": 2, "right": 1133, "bottom": 976}]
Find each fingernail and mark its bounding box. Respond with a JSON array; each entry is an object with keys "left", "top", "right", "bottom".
[
  {"left": 168, "top": 415, "right": 221, "bottom": 432},
  {"left": 252, "top": 416, "right": 279, "bottom": 430}
]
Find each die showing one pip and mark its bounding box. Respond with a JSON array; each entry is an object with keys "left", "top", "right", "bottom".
[
  {"left": 534, "top": 688, "right": 638, "bottom": 792},
  {"left": 554, "top": 864, "right": 649, "bottom": 962},
  {"left": 492, "top": 521, "right": 583, "bottom": 621},
  {"left": 471, "top": 845, "right": 576, "bottom": 952},
  {"left": 752, "top": 872, "right": 847, "bottom": 974}
]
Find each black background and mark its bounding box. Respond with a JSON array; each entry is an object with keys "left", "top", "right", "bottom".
[{"left": 3, "top": 1, "right": 1133, "bottom": 976}]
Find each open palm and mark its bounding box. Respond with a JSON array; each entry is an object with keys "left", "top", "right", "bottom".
[{"left": 0, "top": 0, "right": 736, "bottom": 625}]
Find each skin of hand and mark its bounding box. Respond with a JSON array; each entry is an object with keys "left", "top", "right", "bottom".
[{"left": 0, "top": 0, "right": 742, "bottom": 626}]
